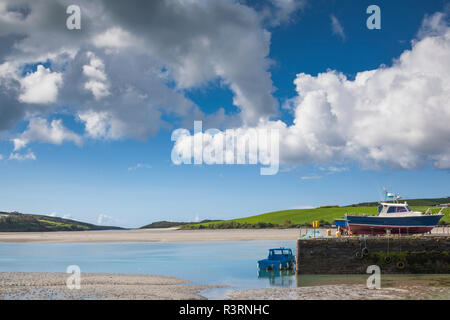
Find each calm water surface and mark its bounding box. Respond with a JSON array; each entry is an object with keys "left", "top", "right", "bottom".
[
  {"left": 0, "top": 240, "right": 298, "bottom": 299},
  {"left": 2, "top": 240, "right": 445, "bottom": 299}
]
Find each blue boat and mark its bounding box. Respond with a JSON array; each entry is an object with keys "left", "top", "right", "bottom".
[
  {"left": 334, "top": 218, "right": 348, "bottom": 228},
  {"left": 343, "top": 192, "right": 444, "bottom": 235},
  {"left": 257, "top": 248, "right": 295, "bottom": 271}
]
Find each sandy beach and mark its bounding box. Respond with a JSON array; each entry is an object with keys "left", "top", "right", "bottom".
[
  {"left": 227, "top": 274, "right": 450, "bottom": 300},
  {"left": 0, "top": 228, "right": 300, "bottom": 243},
  {"left": 226, "top": 284, "right": 450, "bottom": 300},
  {"left": 0, "top": 272, "right": 218, "bottom": 300},
  {"left": 0, "top": 227, "right": 447, "bottom": 243},
  {"left": 1, "top": 272, "right": 448, "bottom": 300}
]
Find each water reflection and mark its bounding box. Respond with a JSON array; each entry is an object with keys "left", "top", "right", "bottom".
[{"left": 257, "top": 269, "right": 296, "bottom": 287}]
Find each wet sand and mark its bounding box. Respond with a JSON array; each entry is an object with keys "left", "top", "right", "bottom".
[
  {"left": 228, "top": 274, "right": 450, "bottom": 300},
  {"left": 226, "top": 284, "right": 450, "bottom": 300},
  {"left": 2, "top": 272, "right": 448, "bottom": 300},
  {"left": 0, "top": 272, "right": 218, "bottom": 300},
  {"left": 0, "top": 228, "right": 300, "bottom": 243}
]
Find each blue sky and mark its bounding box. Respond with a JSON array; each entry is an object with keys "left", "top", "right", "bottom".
[{"left": 0, "top": 0, "right": 449, "bottom": 227}]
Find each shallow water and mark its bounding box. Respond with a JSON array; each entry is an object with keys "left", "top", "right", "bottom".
[
  {"left": 0, "top": 240, "right": 447, "bottom": 299},
  {"left": 0, "top": 240, "right": 298, "bottom": 298}
]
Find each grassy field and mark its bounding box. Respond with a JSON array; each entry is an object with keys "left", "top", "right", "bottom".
[
  {"left": 140, "top": 219, "right": 220, "bottom": 229},
  {"left": 181, "top": 206, "right": 450, "bottom": 229}
]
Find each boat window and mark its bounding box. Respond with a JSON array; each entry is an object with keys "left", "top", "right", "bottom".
[
  {"left": 406, "top": 206, "right": 411, "bottom": 211},
  {"left": 282, "top": 250, "right": 291, "bottom": 255},
  {"left": 387, "top": 206, "right": 396, "bottom": 213},
  {"left": 396, "top": 207, "right": 407, "bottom": 212},
  {"left": 378, "top": 205, "right": 383, "bottom": 213}
]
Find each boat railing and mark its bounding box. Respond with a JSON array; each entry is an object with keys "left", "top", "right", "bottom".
[{"left": 345, "top": 212, "right": 377, "bottom": 217}]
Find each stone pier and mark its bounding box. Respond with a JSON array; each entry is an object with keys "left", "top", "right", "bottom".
[{"left": 296, "top": 236, "right": 450, "bottom": 274}]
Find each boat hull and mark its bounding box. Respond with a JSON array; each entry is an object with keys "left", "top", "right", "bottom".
[
  {"left": 257, "top": 259, "right": 295, "bottom": 271},
  {"left": 346, "top": 214, "right": 444, "bottom": 235}
]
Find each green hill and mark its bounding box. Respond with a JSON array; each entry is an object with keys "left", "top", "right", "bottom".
[
  {"left": 0, "top": 211, "right": 123, "bottom": 232},
  {"left": 181, "top": 199, "right": 450, "bottom": 229},
  {"left": 140, "top": 219, "right": 221, "bottom": 229}
]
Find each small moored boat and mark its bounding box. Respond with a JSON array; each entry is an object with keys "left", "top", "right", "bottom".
[{"left": 257, "top": 248, "right": 295, "bottom": 271}]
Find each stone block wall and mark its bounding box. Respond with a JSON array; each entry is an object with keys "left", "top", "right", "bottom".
[{"left": 296, "top": 236, "right": 450, "bottom": 274}]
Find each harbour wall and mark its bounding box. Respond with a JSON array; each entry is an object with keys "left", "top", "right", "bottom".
[{"left": 296, "top": 236, "right": 450, "bottom": 274}]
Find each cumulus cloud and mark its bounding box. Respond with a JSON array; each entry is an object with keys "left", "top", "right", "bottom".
[
  {"left": 77, "top": 110, "right": 112, "bottom": 139},
  {"left": 172, "top": 12, "right": 450, "bottom": 170},
  {"left": 12, "top": 117, "right": 82, "bottom": 151},
  {"left": 0, "top": 0, "right": 279, "bottom": 142},
  {"left": 277, "top": 12, "right": 450, "bottom": 169},
  {"left": 1, "top": 1, "right": 449, "bottom": 172},
  {"left": 82, "top": 52, "right": 110, "bottom": 100},
  {"left": 18, "top": 65, "right": 62, "bottom": 104},
  {"left": 101, "top": 0, "right": 278, "bottom": 123},
  {"left": 92, "top": 27, "right": 137, "bottom": 49}
]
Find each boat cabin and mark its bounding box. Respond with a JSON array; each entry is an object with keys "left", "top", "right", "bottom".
[
  {"left": 378, "top": 202, "right": 412, "bottom": 215},
  {"left": 267, "top": 248, "right": 293, "bottom": 260}
]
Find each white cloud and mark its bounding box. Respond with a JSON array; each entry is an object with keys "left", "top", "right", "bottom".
[
  {"left": 0, "top": 1, "right": 449, "bottom": 173},
  {"left": 95, "top": 0, "right": 278, "bottom": 124},
  {"left": 19, "top": 65, "right": 62, "bottom": 104},
  {"left": 77, "top": 109, "right": 144, "bottom": 141},
  {"left": 46, "top": 212, "right": 72, "bottom": 219},
  {"left": 172, "top": 12, "right": 450, "bottom": 171},
  {"left": 300, "top": 175, "right": 322, "bottom": 180},
  {"left": 417, "top": 11, "right": 449, "bottom": 39},
  {"left": 0, "top": 61, "right": 18, "bottom": 79},
  {"left": 12, "top": 117, "right": 82, "bottom": 151},
  {"left": 330, "top": 14, "right": 346, "bottom": 41},
  {"left": 9, "top": 150, "right": 36, "bottom": 161},
  {"left": 83, "top": 52, "right": 110, "bottom": 100},
  {"left": 77, "top": 110, "right": 111, "bottom": 139},
  {"left": 128, "top": 163, "right": 152, "bottom": 171},
  {"left": 92, "top": 27, "right": 136, "bottom": 49},
  {"left": 0, "top": 0, "right": 279, "bottom": 138},
  {"left": 0, "top": 154, "right": 3, "bottom": 160},
  {"left": 259, "top": 0, "right": 307, "bottom": 26},
  {"left": 97, "top": 213, "right": 116, "bottom": 226},
  {"left": 320, "top": 166, "right": 348, "bottom": 174},
  {"left": 273, "top": 12, "right": 450, "bottom": 170}
]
